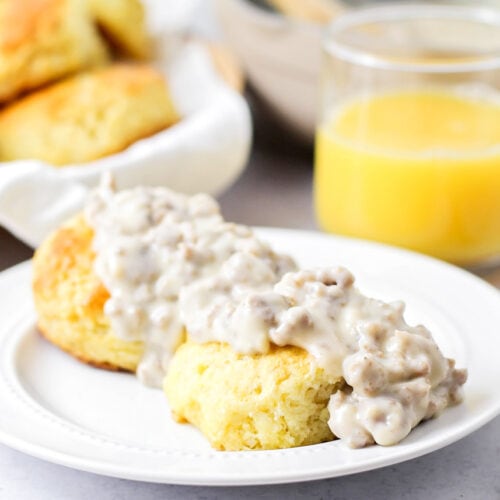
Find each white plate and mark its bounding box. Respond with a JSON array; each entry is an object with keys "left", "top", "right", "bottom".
[{"left": 0, "top": 229, "right": 499, "bottom": 486}]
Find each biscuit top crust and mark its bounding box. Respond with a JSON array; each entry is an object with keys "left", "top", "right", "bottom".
[
  {"left": 0, "top": 0, "right": 108, "bottom": 103},
  {"left": 1, "top": 64, "right": 167, "bottom": 116},
  {"left": 85, "top": 175, "right": 296, "bottom": 387},
  {"left": 180, "top": 263, "right": 467, "bottom": 448},
  {"left": 1, "top": 0, "right": 63, "bottom": 52}
]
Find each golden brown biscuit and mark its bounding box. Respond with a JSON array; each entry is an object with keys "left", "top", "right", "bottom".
[
  {"left": 164, "top": 340, "right": 342, "bottom": 450},
  {"left": 35, "top": 212, "right": 342, "bottom": 451},
  {"left": 32, "top": 214, "right": 144, "bottom": 371},
  {"left": 88, "top": 0, "right": 151, "bottom": 60},
  {"left": 0, "top": 0, "right": 109, "bottom": 104},
  {"left": 0, "top": 64, "right": 179, "bottom": 165}
]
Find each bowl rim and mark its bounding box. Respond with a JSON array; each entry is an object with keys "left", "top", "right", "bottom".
[{"left": 221, "top": 0, "right": 324, "bottom": 32}]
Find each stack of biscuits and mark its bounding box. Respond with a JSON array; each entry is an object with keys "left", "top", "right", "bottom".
[{"left": 0, "top": 0, "right": 179, "bottom": 165}]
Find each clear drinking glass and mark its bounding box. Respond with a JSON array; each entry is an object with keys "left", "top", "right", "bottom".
[{"left": 314, "top": 4, "right": 500, "bottom": 265}]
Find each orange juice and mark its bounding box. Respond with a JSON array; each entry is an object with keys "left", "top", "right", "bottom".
[{"left": 315, "top": 90, "right": 500, "bottom": 263}]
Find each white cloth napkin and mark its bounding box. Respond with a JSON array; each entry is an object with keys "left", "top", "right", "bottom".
[{"left": 0, "top": 1, "right": 252, "bottom": 248}]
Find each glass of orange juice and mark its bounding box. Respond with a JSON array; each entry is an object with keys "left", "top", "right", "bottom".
[{"left": 314, "top": 4, "right": 500, "bottom": 266}]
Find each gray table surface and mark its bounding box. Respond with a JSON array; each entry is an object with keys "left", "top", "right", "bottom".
[{"left": 0, "top": 102, "right": 499, "bottom": 500}]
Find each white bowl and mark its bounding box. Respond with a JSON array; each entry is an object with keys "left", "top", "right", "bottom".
[{"left": 215, "top": 0, "right": 324, "bottom": 140}]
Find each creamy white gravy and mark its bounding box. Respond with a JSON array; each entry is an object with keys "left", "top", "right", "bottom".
[
  {"left": 85, "top": 177, "right": 296, "bottom": 387},
  {"left": 86, "top": 178, "right": 466, "bottom": 447},
  {"left": 180, "top": 265, "right": 467, "bottom": 447}
]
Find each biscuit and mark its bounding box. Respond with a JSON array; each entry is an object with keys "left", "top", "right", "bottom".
[
  {"left": 0, "top": 64, "right": 179, "bottom": 165},
  {"left": 32, "top": 214, "right": 144, "bottom": 371},
  {"left": 164, "top": 340, "right": 342, "bottom": 450},
  {"left": 34, "top": 213, "right": 342, "bottom": 451},
  {"left": 88, "top": 0, "right": 151, "bottom": 60},
  {"left": 0, "top": 0, "right": 109, "bottom": 104}
]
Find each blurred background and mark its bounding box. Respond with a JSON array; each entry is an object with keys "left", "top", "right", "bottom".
[
  {"left": 0, "top": 0, "right": 499, "bottom": 279},
  {"left": 213, "top": 0, "right": 500, "bottom": 271}
]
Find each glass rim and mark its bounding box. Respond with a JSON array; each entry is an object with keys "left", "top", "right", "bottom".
[{"left": 324, "top": 3, "right": 500, "bottom": 73}]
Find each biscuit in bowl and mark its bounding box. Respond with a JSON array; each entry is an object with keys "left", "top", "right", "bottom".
[
  {"left": 88, "top": 0, "right": 151, "bottom": 60},
  {"left": 164, "top": 339, "right": 342, "bottom": 450},
  {"left": 32, "top": 214, "right": 144, "bottom": 371},
  {"left": 0, "top": 64, "right": 179, "bottom": 165},
  {"left": 0, "top": 0, "right": 109, "bottom": 104}
]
